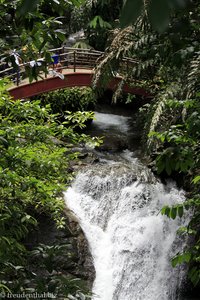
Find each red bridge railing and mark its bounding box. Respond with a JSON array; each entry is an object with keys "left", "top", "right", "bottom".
[{"left": 0, "top": 47, "right": 138, "bottom": 86}]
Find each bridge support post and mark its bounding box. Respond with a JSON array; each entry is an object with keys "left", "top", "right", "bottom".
[
  {"left": 45, "top": 62, "right": 47, "bottom": 78},
  {"left": 16, "top": 68, "right": 20, "bottom": 86},
  {"left": 73, "top": 51, "right": 76, "bottom": 72}
]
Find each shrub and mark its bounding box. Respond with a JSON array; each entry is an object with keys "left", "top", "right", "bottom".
[
  {"left": 0, "top": 79, "right": 99, "bottom": 297},
  {"left": 34, "top": 87, "right": 97, "bottom": 116}
]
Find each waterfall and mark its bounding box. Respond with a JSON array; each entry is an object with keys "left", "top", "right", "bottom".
[{"left": 64, "top": 112, "right": 187, "bottom": 300}]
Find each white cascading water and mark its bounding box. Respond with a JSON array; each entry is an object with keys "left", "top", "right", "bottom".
[{"left": 64, "top": 112, "right": 187, "bottom": 300}]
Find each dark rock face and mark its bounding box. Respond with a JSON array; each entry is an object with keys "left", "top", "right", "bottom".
[
  {"left": 24, "top": 211, "right": 95, "bottom": 289},
  {"left": 24, "top": 147, "right": 99, "bottom": 290},
  {"left": 97, "top": 134, "right": 128, "bottom": 152},
  {"left": 64, "top": 208, "right": 95, "bottom": 288}
]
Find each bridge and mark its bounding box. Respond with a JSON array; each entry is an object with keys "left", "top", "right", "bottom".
[{"left": 0, "top": 47, "right": 150, "bottom": 100}]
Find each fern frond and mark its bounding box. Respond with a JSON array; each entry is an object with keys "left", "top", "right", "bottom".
[
  {"left": 147, "top": 83, "right": 181, "bottom": 147},
  {"left": 92, "top": 26, "right": 135, "bottom": 88},
  {"left": 131, "top": 58, "right": 157, "bottom": 78},
  {"left": 112, "top": 77, "right": 126, "bottom": 104},
  {"left": 93, "top": 23, "right": 157, "bottom": 89},
  {"left": 134, "top": 34, "right": 157, "bottom": 51},
  {"left": 187, "top": 52, "right": 200, "bottom": 99}
]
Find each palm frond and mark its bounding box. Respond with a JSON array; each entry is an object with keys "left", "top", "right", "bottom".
[
  {"left": 147, "top": 83, "right": 181, "bottom": 147},
  {"left": 187, "top": 52, "right": 200, "bottom": 99}
]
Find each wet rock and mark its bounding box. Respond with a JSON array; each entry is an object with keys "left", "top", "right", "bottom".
[
  {"left": 96, "top": 135, "right": 128, "bottom": 152},
  {"left": 82, "top": 152, "right": 100, "bottom": 164},
  {"left": 64, "top": 207, "right": 95, "bottom": 286},
  {"left": 79, "top": 161, "right": 157, "bottom": 185},
  {"left": 24, "top": 211, "right": 95, "bottom": 288},
  {"left": 68, "top": 149, "right": 100, "bottom": 172}
]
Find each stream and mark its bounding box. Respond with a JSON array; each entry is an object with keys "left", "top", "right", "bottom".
[{"left": 64, "top": 107, "right": 188, "bottom": 300}]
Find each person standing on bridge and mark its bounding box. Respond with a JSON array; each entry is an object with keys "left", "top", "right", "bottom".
[
  {"left": 10, "top": 50, "right": 22, "bottom": 85},
  {"left": 51, "top": 53, "right": 62, "bottom": 73}
]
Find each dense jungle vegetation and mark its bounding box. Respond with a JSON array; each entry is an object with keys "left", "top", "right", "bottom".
[
  {"left": 0, "top": 82, "right": 100, "bottom": 298},
  {"left": 0, "top": 0, "right": 199, "bottom": 298}
]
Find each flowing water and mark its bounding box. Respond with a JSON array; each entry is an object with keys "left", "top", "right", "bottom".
[{"left": 64, "top": 110, "right": 187, "bottom": 300}]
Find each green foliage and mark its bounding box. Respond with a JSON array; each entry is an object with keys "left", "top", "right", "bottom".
[
  {"left": 192, "top": 176, "right": 200, "bottom": 184},
  {"left": 120, "top": 0, "right": 143, "bottom": 29},
  {"left": 120, "top": 0, "right": 187, "bottom": 31},
  {"left": 0, "top": 79, "right": 97, "bottom": 296},
  {"left": 89, "top": 15, "right": 112, "bottom": 29},
  {"left": 161, "top": 195, "right": 200, "bottom": 286},
  {"left": 148, "top": 99, "right": 200, "bottom": 176},
  {"left": 84, "top": 0, "right": 122, "bottom": 50},
  {"left": 25, "top": 243, "right": 92, "bottom": 298},
  {"left": 146, "top": 97, "right": 200, "bottom": 287},
  {"left": 0, "top": 242, "right": 91, "bottom": 297},
  {"left": 171, "top": 252, "right": 192, "bottom": 267},
  {"left": 94, "top": 0, "right": 200, "bottom": 100},
  {"left": 73, "top": 41, "right": 91, "bottom": 49},
  {"left": 36, "top": 87, "right": 96, "bottom": 116},
  {"left": 30, "top": 243, "right": 74, "bottom": 273},
  {"left": 149, "top": 128, "right": 195, "bottom": 175},
  {"left": 17, "top": 0, "right": 40, "bottom": 15},
  {"left": 0, "top": 0, "right": 88, "bottom": 79},
  {"left": 64, "top": 110, "right": 95, "bottom": 129}
]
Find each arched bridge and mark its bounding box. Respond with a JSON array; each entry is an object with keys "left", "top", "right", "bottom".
[{"left": 0, "top": 47, "right": 150, "bottom": 100}]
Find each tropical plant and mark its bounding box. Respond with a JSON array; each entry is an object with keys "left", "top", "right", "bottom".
[
  {"left": 0, "top": 78, "right": 100, "bottom": 296},
  {"left": 161, "top": 192, "right": 200, "bottom": 287},
  {"left": 120, "top": 0, "right": 189, "bottom": 31},
  {"left": 145, "top": 97, "right": 200, "bottom": 288},
  {"left": 35, "top": 87, "right": 96, "bottom": 116}
]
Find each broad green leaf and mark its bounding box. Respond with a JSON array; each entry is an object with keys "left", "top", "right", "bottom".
[
  {"left": 161, "top": 206, "right": 170, "bottom": 217},
  {"left": 17, "top": 0, "right": 41, "bottom": 15},
  {"left": 192, "top": 176, "right": 200, "bottom": 184},
  {"left": 165, "top": 161, "right": 172, "bottom": 175},
  {"left": 120, "top": 0, "right": 143, "bottom": 28},
  {"left": 98, "top": 16, "right": 104, "bottom": 28},
  {"left": 172, "top": 252, "right": 191, "bottom": 267},
  {"left": 170, "top": 207, "right": 177, "bottom": 219},
  {"left": 177, "top": 226, "right": 197, "bottom": 235},
  {"left": 148, "top": 0, "right": 170, "bottom": 32},
  {"left": 0, "top": 136, "right": 8, "bottom": 147},
  {"left": 156, "top": 157, "right": 165, "bottom": 174},
  {"left": 55, "top": 30, "right": 66, "bottom": 41},
  {"left": 177, "top": 226, "right": 187, "bottom": 234},
  {"left": 172, "top": 255, "right": 179, "bottom": 267},
  {"left": 175, "top": 161, "right": 180, "bottom": 171},
  {"left": 70, "top": 0, "right": 86, "bottom": 7},
  {"left": 182, "top": 252, "right": 192, "bottom": 263},
  {"left": 45, "top": 51, "right": 53, "bottom": 63},
  {"left": 178, "top": 206, "right": 184, "bottom": 218},
  {"left": 89, "top": 16, "right": 98, "bottom": 28}
]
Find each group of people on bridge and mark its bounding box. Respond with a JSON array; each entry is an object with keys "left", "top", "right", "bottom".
[{"left": 0, "top": 48, "right": 64, "bottom": 84}]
